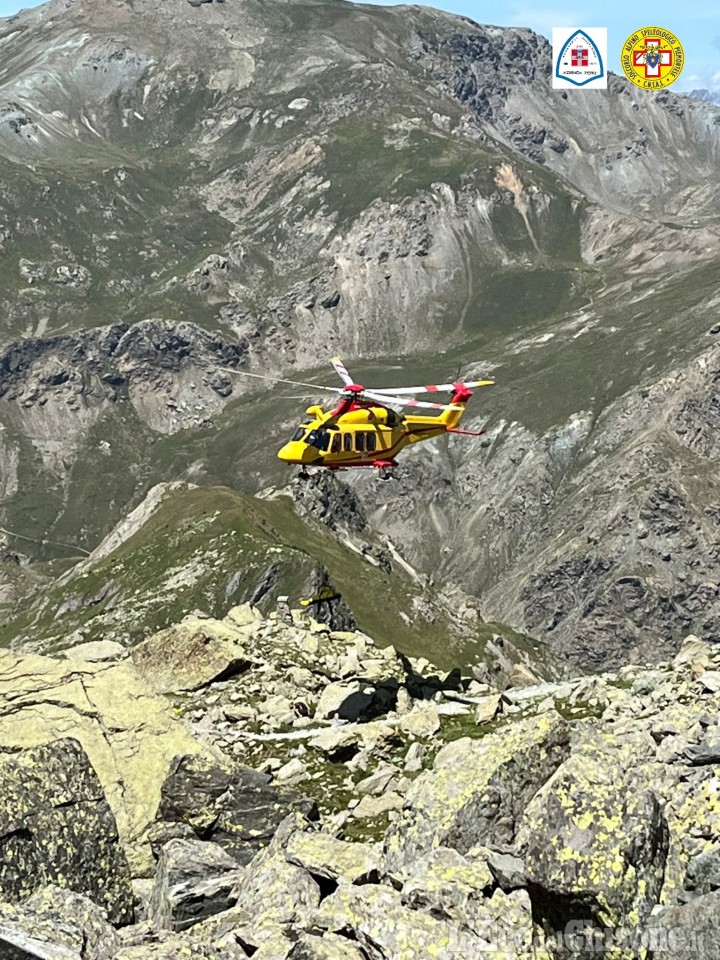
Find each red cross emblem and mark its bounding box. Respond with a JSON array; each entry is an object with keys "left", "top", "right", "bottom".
[
  {"left": 633, "top": 38, "right": 672, "bottom": 78},
  {"left": 571, "top": 47, "right": 589, "bottom": 67}
]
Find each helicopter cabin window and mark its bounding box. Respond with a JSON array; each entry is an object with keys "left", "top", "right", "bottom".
[
  {"left": 366, "top": 432, "right": 377, "bottom": 453},
  {"left": 343, "top": 433, "right": 353, "bottom": 452},
  {"left": 355, "top": 432, "right": 365, "bottom": 452},
  {"left": 306, "top": 429, "right": 330, "bottom": 451},
  {"left": 331, "top": 433, "right": 342, "bottom": 454}
]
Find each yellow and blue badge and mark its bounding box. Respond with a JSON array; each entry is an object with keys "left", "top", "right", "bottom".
[{"left": 621, "top": 27, "right": 684, "bottom": 90}]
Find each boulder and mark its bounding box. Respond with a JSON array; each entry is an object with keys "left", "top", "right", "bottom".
[
  {"left": 681, "top": 742, "right": 720, "bottom": 765},
  {"left": 148, "top": 839, "right": 244, "bottom": 932},
  {"left": 398, "top": 701, "right": 440, "bottom": 738},
  {"left": 131, "top": 615, "right": 255, "bottom": 693},
  {"left": 286, "top": 932, "right": 368, "bottom": 959},
  {"left": 384, "top": 714, "right": 570, "bottom": 875},
  {"left": 0, "top": 739, "right": 133, "bottom": 925},
  {"left": 487, "top": 851, "right": 527, "bottom": 892},
  {"left": 644, "top": 890, "right": 720, "bottom": 958},
  {"left": 351, "top": 793, "right": 404, "bottom": 819},
  {"left": 698, "top": 671, "right": 720, "bottom": 694},
  {"left": 62, "top": 639, "right": 127, "bottom": 662},
  {"left": 474, "top": 694, "right": 501, "bottom": 725},
  {"left": 230, "top": 849, "right": 320, "bottom": 939},
  {"left": 314, "top": 682, "right": 361, "bottom": 720},
  {"left": 115, "top": 941, "right": 246, "bottom": 959},
  {"left": 519, "top": 751, "right": 669, "bottom": 957},
  {"left": 683, "top": 849, "right": 720, "bottom": 898},
  {"left": 285, "top": 831, "right": 381, "bottom": 884},
  {"left": 673, "top": 635, "right": 711, "bottom": 671},
  {"left": 307, "top": 726, "right": 361, "bottom": 762},
  {"left": 0, "top": 649, "right": 207, "bottom": 875},
  {"left": 275, "top": 758, "right": 307, "bottom": 782},
  {"left": 663, "top": 775, "right": 720, "bottom": 899},
  {"left": 0, "top": 886, "right": 120, "bottom": 960},
  {"left": 400, "top": 846, "right": 494, "bottom": 922},
  {"left": 314, "top": 882, "right": 487, "bottom": 957},
  {"left": 157, "top": 755, "right": 317, "bottom": 864},
  {"left": 355, "top": 764, "right": 400, "bottom": 796},
  {"left": 403, "top": 742, "right": 425, "bottom": 772},
  {"left": 464, "top": 887, "right": 534, "bottom": 951}
]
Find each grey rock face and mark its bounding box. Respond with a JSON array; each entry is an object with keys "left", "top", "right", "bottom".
[
  {"left": 645, "top": 891, "right": 720, "bottom": 959},
  {"left": 148, "top": 838, "right": 244, "bottom": 932},
  {"left": 683, "top": 850, "right": 720, "bottom": 899},
  {"left": 156, "top": 754, "right": 318, "bottom": 864},
  {"left": 487, "top": 851, "right": 527, "bottom": 892},
  {"left": 0, "top": 739, "right": 134, "bottom": 926},
  {"left": 0, "top": 885, "right": 120, "bottom": 960}
]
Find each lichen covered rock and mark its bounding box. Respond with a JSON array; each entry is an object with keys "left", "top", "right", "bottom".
[
  {"left": 0, "top": 739, "right": 134, "bottom": 925},
  {"left": 0, "top": 648, "right": 208, "bottom": 875},
  {"left": 519, "top": 748, "right": 669, "bottom": 958},
  {"left": 384, "top": 713, "right": 570, "bottom": 874},
  {"left": 0, "top": 885, "right": 120, "bottom": 960},
  {"left": 314, "top": 882, "right": 487, "bottom": 958},
  {"left": 148, "top": 838, "right": 244, "bottom": 932},
  {"left": 285, "top": 831, "right": 381, "bottom": 884}
]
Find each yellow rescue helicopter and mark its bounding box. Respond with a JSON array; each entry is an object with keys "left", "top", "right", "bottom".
[{"left": 235, "top": 357, "right": 494, "bottom": 478}]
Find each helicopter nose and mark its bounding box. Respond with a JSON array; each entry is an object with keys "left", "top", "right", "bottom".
[{"left": 278, "top": 441, "right": 312, "bottom": 463}]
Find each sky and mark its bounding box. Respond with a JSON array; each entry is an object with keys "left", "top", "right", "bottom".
[{"left": 1, "top": 0, "right": 718, "bottom": 92}]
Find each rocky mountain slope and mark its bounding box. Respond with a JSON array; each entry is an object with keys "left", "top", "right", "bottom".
[
  {"left": 0, "top": 479, "right": 550, "bottom": 681},
  {"left": 0, "top": 0, "right": 719, "bottom": 671},
  {"left": 2, "top": 606, "right": 720, "bottom": 958}
]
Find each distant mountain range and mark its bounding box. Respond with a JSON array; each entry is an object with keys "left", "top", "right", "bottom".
[
  {"left": 1, "top": 0, "right": 720, "bottom": 673},
  {"left": 689, "top": 89, "right": 720, "bottom": 105}
]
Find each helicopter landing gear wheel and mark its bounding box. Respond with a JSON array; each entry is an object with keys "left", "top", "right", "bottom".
[{"left": 373, "top": 459, "right": 398, "bottom": 480}]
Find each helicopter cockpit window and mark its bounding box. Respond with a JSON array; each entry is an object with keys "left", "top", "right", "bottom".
[
  {"left": 291, "top": 428, "right": 305, "bottom": 441},
  {"left": 306, "top": 429, "right": 330, "bottom": 451}
]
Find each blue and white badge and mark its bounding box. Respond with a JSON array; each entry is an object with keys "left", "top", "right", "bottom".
[{"left": 552, "top": 28, "right": 608, "bottom": 89}]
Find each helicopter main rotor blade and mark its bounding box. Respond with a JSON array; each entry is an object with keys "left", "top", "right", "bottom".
[
  {"left": 363, "top": 390, "right": 463, "bottom": 411},
  {"left": 371, "top": 378, "right": 495, "bottom": 396},
  {"left": 331, "top": 356, "right": 354, "bottom": 386},
  {"left": 224, "top": 368, "right": 341, "bottom": 395}
]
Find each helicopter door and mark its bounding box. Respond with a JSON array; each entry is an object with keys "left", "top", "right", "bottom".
[{"left": 331, "top": 433, "right": 341, "bottom": 454}]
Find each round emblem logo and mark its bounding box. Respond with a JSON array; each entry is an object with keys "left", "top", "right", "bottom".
[{"left": 621, "top": 27, "right": 684, "bottom": 89}]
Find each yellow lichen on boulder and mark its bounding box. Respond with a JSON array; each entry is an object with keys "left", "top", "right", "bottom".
[
  {"left": 518, "top": 741, "right": 669, "bottom": 958},
  {"left": 384, "top": 712, "right": 570, "bottom": 875}
]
